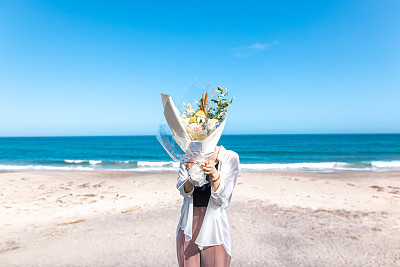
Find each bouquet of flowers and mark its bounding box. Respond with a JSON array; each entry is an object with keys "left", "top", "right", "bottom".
[
  {"left": 157, "top": 85, "right": 234, "bottom": 186},
  {"left": 182, "top": 86, "right": 233, "bottom": 141}
]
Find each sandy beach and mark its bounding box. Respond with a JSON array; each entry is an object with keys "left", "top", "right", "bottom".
[{"left": 1, "top": 170, "right": 399, "bottom": 266}]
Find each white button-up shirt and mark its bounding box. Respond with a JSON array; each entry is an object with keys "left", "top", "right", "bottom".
[{"left": 176, "top": 146, "right": 240, "bottom": 256}]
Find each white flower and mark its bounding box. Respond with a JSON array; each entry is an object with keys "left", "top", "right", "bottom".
[
  {"left": 195, "top": 110, "right": 206, "bottom": 118},
  {"left": 182, "top": 102, "right": 195, "bottom": 118},
  {"left": 207, "top": 119, "right": 220, "bottom": 130},
  {"left": 188, "top": 123, "right": 203, "bottom": 131},
  {"left": 182, "top": 117, "right": 190, "bottom": 125}
]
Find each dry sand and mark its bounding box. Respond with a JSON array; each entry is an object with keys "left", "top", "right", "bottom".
[{"left": 1, "top": 171, "right": 399, "bottom": 266}]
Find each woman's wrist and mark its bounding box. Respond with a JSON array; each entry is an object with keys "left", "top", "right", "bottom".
[{"left": 210, "top": 172, "right": 220, "bottom": 182}]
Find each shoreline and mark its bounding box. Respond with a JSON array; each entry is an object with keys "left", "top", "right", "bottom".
[
  {"left": 2, "top": 159, "right": 400, "bottom": 173},
  {"left": 2, "top": 169, "right": 400, "bottom": 173},
  {"left": 1, "top": 170, "right": 399, "bottom": 266}
]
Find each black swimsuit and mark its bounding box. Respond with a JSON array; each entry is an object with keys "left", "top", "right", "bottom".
[{"left": 193, "top": 162, "right": 219, "bottom": 207}]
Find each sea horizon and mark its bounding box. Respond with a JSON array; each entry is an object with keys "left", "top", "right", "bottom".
[{"left": 1, "top": 132, "right": 399, "bottom": 138}]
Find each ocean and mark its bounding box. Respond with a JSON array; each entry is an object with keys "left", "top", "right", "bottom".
[{"left": 0, "top": 134, "right": 399, "bottom": 172}]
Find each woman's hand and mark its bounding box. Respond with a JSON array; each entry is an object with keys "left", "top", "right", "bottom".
[
  {"left": 202, "top": 145, "right": 221, "bottom": 181},
  {"left": 201, "top": 160, "right": 219, "bottom": 181},
  {"left": 202, "top": 160, "right": 221, "bottom": 192}
]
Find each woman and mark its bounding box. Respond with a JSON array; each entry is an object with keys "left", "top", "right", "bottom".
[{"left": 176, "top": 145, "right": 240, "bottom": 267}]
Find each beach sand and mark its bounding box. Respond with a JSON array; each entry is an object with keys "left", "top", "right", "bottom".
[{"left": 1, "top": 171, "right": 399, "bottom": 266}]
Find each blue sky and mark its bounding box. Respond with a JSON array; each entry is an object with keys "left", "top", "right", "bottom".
[{"left": 1, "top": 0, "right": 399, "bottom": 136}]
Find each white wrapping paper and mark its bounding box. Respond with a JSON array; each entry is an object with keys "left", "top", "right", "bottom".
[{"left": 159, "top": 93, "right": 226, "bottom": 185}]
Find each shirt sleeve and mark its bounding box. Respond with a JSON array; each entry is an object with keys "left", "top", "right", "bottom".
[
  {"left": 210, "top": 151, "right": 240, "bottom": 206},
  {"left": 177, "top": 162, "right": 194, "bottom": 198}
]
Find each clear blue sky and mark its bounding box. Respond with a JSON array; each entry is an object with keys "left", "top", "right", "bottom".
[{"left": 1, "top": 0, "right": 399, "bottom": 136}]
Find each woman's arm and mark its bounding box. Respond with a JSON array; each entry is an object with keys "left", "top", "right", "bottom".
[
  {"left": 210, "top": 152, "right": 240, "bottom": 206},
  {"left": 202, "top": 161, "right": 221, "bottom": 192},
  {"left": 210, "top": 175, "right": 220, "bottom": 193},
  {"left": 184, "top": 180, "right": 194, "bottom": 193},
  {"left": 183, "top": 161, "right": 194, "bottom": 193},
  {"left": 177, "top": 162, "right": 194, "bottom": 198}
]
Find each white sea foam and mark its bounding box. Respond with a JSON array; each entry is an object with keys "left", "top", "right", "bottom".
[
  {"left": 115, "top": 167, "right": 178, "bottom": 172},
  {"left": 2, "top": 160, "right": 400, "bottom": 172},
  {"left": 239, "top": 162, "right": 339, "bottom": 172},
  {"left": 239, "top": 161, "right": 400, "bottom": 172},
  {"left": 137, "top": 161, "right": 180, "bottom": 168},
  {"left": 89, "top": 160, "right": 102, "bottom": 165},
  {"left": 371, "top": 161, "right": 400, "bottom": 168},
  {"left": 64, "top": 159, "right": 102, "bottom": 165},
  {"left": 0, "top": 165, "right": 94, "bottom": 171},
  {"left": 64, "top": 159, "right": 86, "bottom": 164}
]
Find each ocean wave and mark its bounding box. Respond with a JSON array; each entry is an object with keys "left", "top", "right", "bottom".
[
  {"left": 64, "top": 159, "right": 86, "bottom": 164},
  {"left": 2, "top": 160, "right": 400, "bottom": 172},
  {"left": 112, "top": 166, "right": 178, "bottom": 172},
  {"left": 137, "top": 161, "right": 180, "bottom": 167},
  {"left": 0, "top": 160, "right": 180, "bottom": 172},
  {"left": 371, "top": 161, "right": 400, "bottom": 168},
  {"left": 239, "top": 161, "right": 400, "bottom": 172},
  {"left": 64, "top": 159, "right": 103, "bottom": 165},
  {"left": 240, "top": 162, "right": 337, "bottom": 171},
  {"left": 0, "top": 165, "right": 94, "bottom": 171}
]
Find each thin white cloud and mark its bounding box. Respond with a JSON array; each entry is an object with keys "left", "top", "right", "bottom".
[
  {"left": 232, "top": 41, "right": 279, "bottom": 58},
  {"left": 250, "top": 43, "right": 269, "bottom": 50}
]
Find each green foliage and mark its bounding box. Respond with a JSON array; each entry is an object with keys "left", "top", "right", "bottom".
[
  {"left": 207, "top": 86, "right": 234, "bottom": 121},
  {"left": 182, "top": 85, "right": 234, "bottom": 121}
]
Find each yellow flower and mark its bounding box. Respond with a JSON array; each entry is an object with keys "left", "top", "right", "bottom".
[
  {"left": 195, "top": 110, "right": 206, "bottom": 118},
  {"left": 189, "top": 117, "right": 197, "bottom": 123}
]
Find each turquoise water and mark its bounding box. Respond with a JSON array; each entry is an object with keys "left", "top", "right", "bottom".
[{"left": 0, "top": 134, "right": 399, "bottom": 172}]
